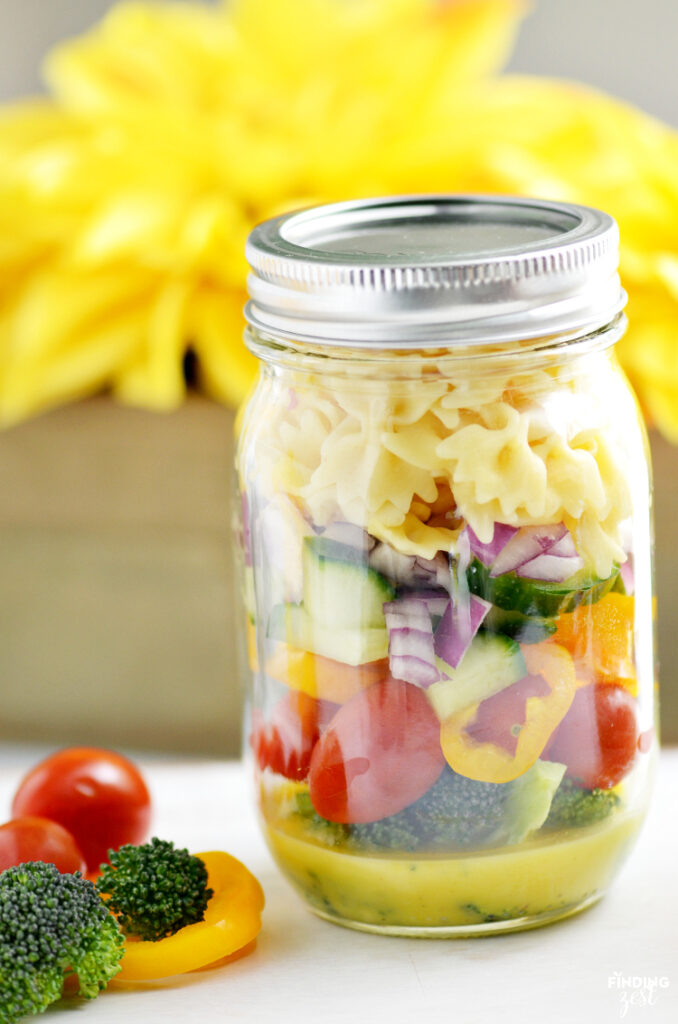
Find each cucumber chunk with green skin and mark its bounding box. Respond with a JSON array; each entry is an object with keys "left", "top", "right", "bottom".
[
  {"left": 427, "top": 631, "right": 527, "bottom": 721},
  {"left": 482, "top": 606, "right": 557, "bottom": 645},
  {"left": 267, "top": 603, "right": 390, "bottom": 666},
  {"left": 302, "top": 536, "right": 395, "bottom": 629},
  {"left": 495, "top": 759, "right": 567, "bottom": 845},
  {"left": 467, "top": 558, "right": 620, "bottom": 618}
]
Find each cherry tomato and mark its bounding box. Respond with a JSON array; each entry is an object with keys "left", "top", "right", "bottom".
[
  {"left": 465, "top": 674, "right": 551, "bottom": 755},
  {"left": 252, "top": 690, "right": 338, "bottom": 781},
  {"left": 12, "top": 747, "right": 152, "bottom": 872},
  {"left": 0, "top": 817, "right": 87, "bottom": 874},
  {"left": 545, "top": 683, "right": 639, "bottom": 789},
  {"left": 308, "top": 678, "right": 445, "bottom": 824}
]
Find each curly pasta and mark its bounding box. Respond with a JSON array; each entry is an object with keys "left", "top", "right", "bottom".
[{"left": 243, "top": 355, "right": 634, "bottom": 576}]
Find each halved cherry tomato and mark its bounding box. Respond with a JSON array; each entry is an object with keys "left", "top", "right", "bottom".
[
  {"left": 251, "top": 690, "right": 339, "bottom": 781},
  {"left": 12, "top": 747, "right": 151, "bottom": 873},
  {"left": 545, "top": 682, "right": 639, "bottom": 789},
  {"left": 308, "top": 678, "right": 445, "bottom": 824},
  {"left": 0, "top": 816, "right": 87, "bottom": 874}
]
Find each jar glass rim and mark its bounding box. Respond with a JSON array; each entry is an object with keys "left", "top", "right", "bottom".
[{"left": 244, "top": 314, "right": 627, "bottom": 376}]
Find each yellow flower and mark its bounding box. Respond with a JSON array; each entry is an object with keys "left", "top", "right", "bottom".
[{"left": 0, "top": 0, "right": 677, "bottom": 440}]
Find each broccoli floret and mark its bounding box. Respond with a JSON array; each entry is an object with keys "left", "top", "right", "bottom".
[
  {"left": 294, "top": 793, "right": 350, "bottom": 847},
  {"left": 350, "top": 813, "right": 423, "bottom": 852},
  {"left": 96, "top": 838, "right": 214, "bottom": 942},
  {"left": 294, "top": 770, "right": 509, "bottom": 852},
  {"left": 407, "top": 768, "right": 510, "bottom": 849},
  {"left": 544, "top": 778, "right": 620, "bottom": 830},
  {"left": 0, "top": 862, "right": 123, "bottom": 1024}
]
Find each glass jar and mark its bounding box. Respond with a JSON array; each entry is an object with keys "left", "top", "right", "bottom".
[{"left": 235, "top": 196, "right": 656, "bottom": 937}]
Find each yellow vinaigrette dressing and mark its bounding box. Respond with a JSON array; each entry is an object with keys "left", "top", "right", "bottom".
[
  {"left": 265, "top": 815, "right": 642, "bottom": 934},
  {"left": 238, "top": 197, "right": 656, "bottom": 936}
]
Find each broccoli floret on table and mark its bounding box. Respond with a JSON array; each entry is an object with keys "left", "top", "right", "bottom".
[
  {"left": 96, "top": 837, "right": 213, "bottom": 942},
  {"left": 543, "top": 778, "right": 620, "bottom": 830},
  {"left": 0, "top": 861, "right": 123, "bottom": 1024}
]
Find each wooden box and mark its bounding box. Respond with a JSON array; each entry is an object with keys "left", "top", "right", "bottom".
[{"left": 0, "top": 398, "right": 675, "bottom": 755}]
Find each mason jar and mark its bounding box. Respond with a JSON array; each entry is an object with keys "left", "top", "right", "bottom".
[{"left": 235, "top": 196, "right": 656, "bottom": 936}]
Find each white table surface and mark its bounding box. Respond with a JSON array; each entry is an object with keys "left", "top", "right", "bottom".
[{"left": 1, "top": 746, "right": 676, "bottom": 1024}]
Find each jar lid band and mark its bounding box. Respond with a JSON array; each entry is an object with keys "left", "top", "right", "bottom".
[{"left": 245, "top": 195, "right": 626, "bottom": 347}]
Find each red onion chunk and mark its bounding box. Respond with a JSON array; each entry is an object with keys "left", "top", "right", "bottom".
[
  {"left": 548, "top": 533, "right": 578, "bottom": 558},
  {"left": 389, "top": 655, "right": 440, "bottom": 689},
  {"left": 384, "top": 598, "right": 432, "bottom": 633},
  {"left": 390, "top": 628, "right": 438, "bottom": 663},
  {"left": 467, "top": 523, "right": 518, "bottom": 566},
  {"left": 287, "top": 388, "right": 299, "bottom": 411},
  {"left": 369, "top": 543, "right": 416, "bottom": 581},
  {"left": 397, "top": 591, "right": 451, "bottom": 618},
  {"left": 515, "top": 553, "right": 584, "bottom": 581},
  {"left": 620, "top": 559, "right": 635, "bottom": 595},
  {"left": 434, "top": 595, "right": 491, "bottom": 669},
  {"left": 489, "top": 524, "right": 567, "bottom": 577},
  {"left": 384, "top": 598, "right": 439, "bottom": 689}
]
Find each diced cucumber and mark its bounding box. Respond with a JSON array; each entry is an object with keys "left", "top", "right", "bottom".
[
  {"left": 268, "top": 603, "right": 389, "bottom": 666},
  {"left": 482, "top": 606, "right": 556, "bottom": 645},
  {"left": 243, "top": 566, "right": 256, "bottom": 624},
  {"left": 498, "top": 759, "right": 567, "bottom": 845},
  {"left": 302, "top": 536, "right": 395, "bottom": 630},
  {"left": 427, "top": 631, "right": 527, "bottom": 721},
  {"left": 467, "top": 558, "right": 620, "bottom": 618}
]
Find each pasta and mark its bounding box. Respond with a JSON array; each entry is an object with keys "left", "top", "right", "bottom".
[{"left": 243, "top": 352, "right": 634, "bottom": 577}]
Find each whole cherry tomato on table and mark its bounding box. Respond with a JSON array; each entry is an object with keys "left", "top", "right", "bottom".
[
  {"left": 309, "top": 678, "right": 445, "bottom": 824},
  {"left": 545, "top": 683, "right": 639, "bottom": 789},
  {"left": 0, "top": 816, "right": 86, "bottom": 874},
  {"left": 12, "top": 747, "right": 151, "bottom": 873}
]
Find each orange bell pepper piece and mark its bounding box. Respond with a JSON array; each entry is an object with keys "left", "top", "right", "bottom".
[
  {"left": 265, "top": 643, "right": 389, "bottom": 704},
  {"left": 551, "top": 592, "right": 637, "bottom": 694},
  {"left": 440, "top": 642, "right": 577, "bottom": 784},
  {"left": 114, "top": 851, "right": 264, "bottom": 981}
]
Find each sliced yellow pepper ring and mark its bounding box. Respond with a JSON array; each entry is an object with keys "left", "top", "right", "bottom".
[
  {"left": 440, "top": 642, "right": 577, "bottom": 784},
  {"left": 113, "top": 851, "right": 264, "bottom": 981}
]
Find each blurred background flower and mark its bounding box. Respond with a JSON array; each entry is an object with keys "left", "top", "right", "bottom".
[
  {"left": 1, "top": 0, "right": 677, "bottom": 757},
  {"left": 1, "top": 0, "right": 678, "bottom": 438}
]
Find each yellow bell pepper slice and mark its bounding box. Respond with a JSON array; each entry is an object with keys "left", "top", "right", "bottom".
[
  {"left": 440, "top": 642, "right": 577, "bottom": 784},
  {"left": 265, "top": 642, "right": 389, "bottom": 704},
  {"left": 114, "top": 851, "right": 264, "bottom": 981}
]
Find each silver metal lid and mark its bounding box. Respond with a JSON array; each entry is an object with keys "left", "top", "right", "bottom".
[{"left": 245, "top": 195, "right": 625, "bottom": 347}]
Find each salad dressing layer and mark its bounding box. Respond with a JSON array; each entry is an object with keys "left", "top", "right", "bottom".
[{"left": 265, "top": 811, "right": 643, "bottom": 931}]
